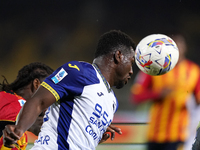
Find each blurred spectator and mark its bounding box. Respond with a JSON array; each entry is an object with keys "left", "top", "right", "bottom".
[
  {"left": 130, "top": 34, "right": 200, "bottom": 150},
  {"left": 0, "top": 62, "right": 53, "bottom": 150}
]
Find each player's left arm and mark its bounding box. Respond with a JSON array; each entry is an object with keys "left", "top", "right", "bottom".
[{"left": 130, "top": 71, "right": 160, "bottom": 104}]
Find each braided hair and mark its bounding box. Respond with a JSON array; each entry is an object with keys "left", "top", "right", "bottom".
[{"left": 0, "top": 62, "right": 54, "bottom": 92}]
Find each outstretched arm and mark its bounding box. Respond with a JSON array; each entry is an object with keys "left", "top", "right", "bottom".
[{"left": 3, "top": 85, "right": 56, "bottom": 148}]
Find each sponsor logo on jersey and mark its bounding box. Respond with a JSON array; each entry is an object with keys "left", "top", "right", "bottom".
[
  {"left": 51, "top": 68, "right": 68, "bottom": 84},
  {"left": 68, "top": 63, "right": 80, "bottom": 71},
  {"left": 18, "top": 99, "right": 26, "bottom": 106}
]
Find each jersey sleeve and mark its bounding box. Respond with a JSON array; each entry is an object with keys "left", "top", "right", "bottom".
[
  {"left": 130, "top": 71, "right": 160, "bottom": 104},
  {"left": 41, "top": 61, "right": 99, "bottom": 101}
]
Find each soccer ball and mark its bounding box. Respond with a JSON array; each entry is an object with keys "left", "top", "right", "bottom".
[{"left": 135, "top": 34, "right": 179, "bottom": 76}]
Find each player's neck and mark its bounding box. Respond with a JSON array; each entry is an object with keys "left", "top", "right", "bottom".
[
  {"left": 15, "top": 84, "right": 33, "bottom": 100},
  {"left": 93, "top": 57, "right": 114, "bottom": 87},
  {"left": 177, "top": 56, "right": 186, "bottom": 64}
]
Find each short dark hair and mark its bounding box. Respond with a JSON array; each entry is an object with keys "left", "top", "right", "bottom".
[
  {"left": 0, "top": 62, "right": 54, "bottom": 92},
  {"left": 94, "top": 30, "right": 135, "bottom": 58}
]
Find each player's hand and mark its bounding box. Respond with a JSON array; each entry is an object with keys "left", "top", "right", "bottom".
[
  {"left": 99, "top": 124, "right": 122, "bottom": 144},
  {"left": 3, "top": 125, "right": 23, "bottom": 148},
  {"left": 99, "top": 132, "right": 110, "bottom": 144}
]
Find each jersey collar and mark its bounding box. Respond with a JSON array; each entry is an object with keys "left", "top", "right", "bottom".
[{"left": 92, "top": 63, "right": 112, "bottom": 93}]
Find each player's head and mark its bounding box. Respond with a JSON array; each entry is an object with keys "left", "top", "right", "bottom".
[
  {"left": 94, "top": 30, "right": 135, "bottom": 58},
  {"left": 0, "top": 62, "right": 54, "bottom": 99},
  {"left": 94, "top": 30, "right": 135, "bottom": 89},
  {"left": 172, "top": 34, "right": 187, "bottom": 62}
]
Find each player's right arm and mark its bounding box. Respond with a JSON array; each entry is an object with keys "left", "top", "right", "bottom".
[
  {"left": 3, "top": 85, "right": 56, "bottom": 148},
  {"left": 3, "top": 61, "right": 85, "bottom": 148}
]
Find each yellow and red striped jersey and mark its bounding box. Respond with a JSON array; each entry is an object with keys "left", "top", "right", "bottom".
[
  {"left": 0, "top": 91, "right": 28, "bottom": 150},
  {"left": 130, "top": 59, "right": 200, "bottom": 143}
]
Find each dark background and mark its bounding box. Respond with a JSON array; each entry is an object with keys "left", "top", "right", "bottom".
[{"left": 1, "top": 0, "right": 200, "bottom": 111}]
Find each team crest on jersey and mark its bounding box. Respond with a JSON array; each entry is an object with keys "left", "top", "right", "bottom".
[
  {"left": 51, "top": 68, "right": 68, "bottom": 84},
  {"left": 18, "top": 99, "right": 26, "bottom": 106}
]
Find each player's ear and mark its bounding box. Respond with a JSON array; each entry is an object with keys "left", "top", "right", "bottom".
[
  {"left": 32, "top": 78, "right": 41, "bottom": 91},
  {"left": 114, "top": 50, "right": 123, "bottom": 64}
]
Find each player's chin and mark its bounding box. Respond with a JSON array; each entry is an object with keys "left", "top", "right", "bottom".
[{"left": 115, "top": 82, "right": 125, "bottom": 89}]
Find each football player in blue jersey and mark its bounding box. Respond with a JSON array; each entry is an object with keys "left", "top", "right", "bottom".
[{"left": 3, "top": 30, "right": 135, "bottom": 150}]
